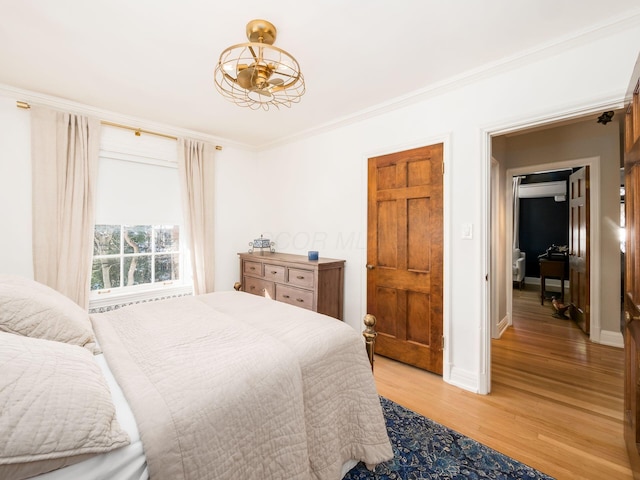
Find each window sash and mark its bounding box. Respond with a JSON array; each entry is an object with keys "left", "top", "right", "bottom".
[{"left": 90, "top": 224, "right": 186, "bottom": 295}]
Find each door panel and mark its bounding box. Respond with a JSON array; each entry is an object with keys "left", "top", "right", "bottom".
[
  {"left": 624, "top": 57, "right": 640, "bottom": 479},
  {"left": 569, "top": 166, "right": 590, "bottom": 334},
  {"left": 367, "top": 144, "right": 443, "bottom": 374},
  {"left": 377, "top": 200, "right": 398, "bottom": 267},
  {"left": 376, "top": 287, "right": 398, "bottom": 337},
  {"left": 407, "top": 291, "right": 431, "bottom": 345},
  {"left": 407, "top": 197, "right": 430, "bottom": 271}
]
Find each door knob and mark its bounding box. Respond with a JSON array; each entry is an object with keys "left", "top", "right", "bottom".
[{"left": 366, "top": 264, "right": 375, "bottom": 270}]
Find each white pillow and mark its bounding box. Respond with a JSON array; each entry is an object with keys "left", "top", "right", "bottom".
[
  {"left": 0, "top": 332, "right": 130, "bottom": 477},
  {"left": 0, "top": 275, "right": 99, "bottom": 353}
]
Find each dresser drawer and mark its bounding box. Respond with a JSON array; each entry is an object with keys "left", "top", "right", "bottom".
[
  {"left": 243, "top": 261, "right": 263, "bottom": 277},
  {"left": 238, "top": 252, "right": 345, "bottom": 319},
  {"left": 276, "top": 284, "right": 314, "bottom": 310},
  {"left": 243, "top": 276, "right": 274, "bottom": 298},
  {"left": 288, "top": 268, "right": 314, "bottom": 288},
  {"left": 264, "top": 264, "right": 286, "bottom": 283}
]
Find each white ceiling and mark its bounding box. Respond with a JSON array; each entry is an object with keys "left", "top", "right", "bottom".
[{"left": 1, "top": 1, "right": 639, "bottom": 148}]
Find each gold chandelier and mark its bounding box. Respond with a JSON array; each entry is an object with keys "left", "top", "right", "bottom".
[{"left": 214, "top": 19, "right": 305, "bottom": 110}]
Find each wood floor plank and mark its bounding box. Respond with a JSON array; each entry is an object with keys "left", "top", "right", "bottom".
[{"left": 373, "top": 285, "right": 631, "bottom": 480}]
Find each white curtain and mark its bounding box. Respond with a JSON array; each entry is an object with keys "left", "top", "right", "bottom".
[
  {"left": 31, "top": 106, "right": 100, "bottom": 309},
  {"left": 178, "top": 138, "right": 216, "bottom": 295},
  {"left": 512, "top": 176, "right": 522, "bottom": 250}
]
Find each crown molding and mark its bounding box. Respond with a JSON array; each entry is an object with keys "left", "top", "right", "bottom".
[
  {"left": 0, "top": 83, "right": 254, "bottom": 152},
  {"left": 258, "top": 9, "right": 640, "bottom": 151}
]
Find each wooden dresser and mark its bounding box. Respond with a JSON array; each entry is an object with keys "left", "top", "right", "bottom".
[{"left": 238, "top": 252, "right": 345, "bottom": 320}]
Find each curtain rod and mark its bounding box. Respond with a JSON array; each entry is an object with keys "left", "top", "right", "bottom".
[{"left": 16, "top": 101, "right": 222, "bottom": 151}]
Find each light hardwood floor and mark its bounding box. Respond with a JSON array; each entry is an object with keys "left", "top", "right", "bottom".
[{"left": 373, "top": 284, "right": 631, "bottom": 480}]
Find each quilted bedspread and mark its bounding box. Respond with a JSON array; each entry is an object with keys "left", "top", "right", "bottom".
[{"left": 91, "top": 291, "right": 392, "bottom": 480}]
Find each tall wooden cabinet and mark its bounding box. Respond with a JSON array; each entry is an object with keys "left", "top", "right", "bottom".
[{"left": 238, "top": 252, "right": 345, "bottom": 320}]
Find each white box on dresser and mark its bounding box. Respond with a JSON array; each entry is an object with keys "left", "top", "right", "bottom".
[{"left": 238, "top": 252, "right": 345, "bottom": 320}]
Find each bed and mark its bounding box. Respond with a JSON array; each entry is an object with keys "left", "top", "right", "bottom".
[{"left": 0, "top": 275, "right": 392, "bottom": 480}]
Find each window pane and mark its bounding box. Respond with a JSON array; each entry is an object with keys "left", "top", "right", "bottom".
[
  {"left": 155, "top": 254, "right": 180, "bottom": 282},
  {"left": 91, "top": 258, "right": 121, "bottom": 290},
  {"left": 124, "top": 225, "right": 151, "bottom": 254},
  {"left": 123, "top": 255, "right": 151, "bottom": 286},
  {"left": 94, "top": 225, "right": 120, "bottom": 256},
  {"left": 155, "top": 225, "right": 179, "bottom": 252}
]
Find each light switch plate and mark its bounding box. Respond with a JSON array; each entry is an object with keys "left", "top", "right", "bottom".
[{"left": 462, "top": 223, "right": 473, "bottom": 239}]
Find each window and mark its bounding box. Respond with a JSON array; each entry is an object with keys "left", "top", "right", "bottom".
[
  {"left": 91, "top": 224, "right": 182, "bottom": 292},
  {"left": 90, "top": 125, "right": 192, "bottom": 308}
]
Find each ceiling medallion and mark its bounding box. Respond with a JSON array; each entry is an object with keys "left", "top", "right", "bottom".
[{"left": 214, "top": 19, "right": 305, "bottom": 110}]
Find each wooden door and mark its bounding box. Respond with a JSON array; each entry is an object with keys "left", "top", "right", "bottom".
[
  {"left": 367, "top": 144, "right": 443, "bottom": 374},
  {"left": 624, "top": 57, "right": 640, "bottom": 479},
  {"left": 569, "top": 166, "right": 590, "bottom": 334}
]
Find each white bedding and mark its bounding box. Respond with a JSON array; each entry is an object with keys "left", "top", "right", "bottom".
[
  {"left": 33, "top": 350, "right": 359, "bottom": 480},
  {"left": 35, "top": 354, "right": 148, "bottom": 480},
  {"left": 31, "top": 291, "right": 391, "bottom": 480}
]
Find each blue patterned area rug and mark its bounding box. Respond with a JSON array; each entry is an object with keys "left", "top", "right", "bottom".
[{"left": 344, "top": 397, "right": 555, "bottom": 480}]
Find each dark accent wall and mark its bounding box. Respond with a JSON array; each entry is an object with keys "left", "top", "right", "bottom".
[{"left": 518, "top": 171, "right": 571, "bottom": 278}]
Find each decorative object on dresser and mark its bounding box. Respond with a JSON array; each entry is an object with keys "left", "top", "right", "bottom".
[
  {"left": 238, "top": 252, "right": 345, "bottom": 320},
  {"left": 248, "top": 234, "right": 275, "bottom": 253}
]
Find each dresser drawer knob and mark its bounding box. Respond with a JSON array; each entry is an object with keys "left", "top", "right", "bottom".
[
  {"left": 296, "top": 275, "right": 305, "bottom": 279},
  {"left": 283, "top": 294, "right": 290, "bottom": 299},
  {"left": 249, "top": 266, "right": 256, "bottom": 270},
  {"left": 271, "top": 270, "right": 278, "bottom": 274},
  {"left": 296, "top": 298, "right": 304, "bottom": 303}
]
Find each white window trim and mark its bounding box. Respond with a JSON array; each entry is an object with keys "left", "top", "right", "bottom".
[{"left": 89, "top": 224, "right": 192, "bottom": 307}]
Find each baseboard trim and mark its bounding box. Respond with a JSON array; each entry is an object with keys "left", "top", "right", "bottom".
[
  {"left": 598, "top": 329, "right": 624, "bottom": 348},
  {"left": 523, "top": 276, "right": 569, "bottom": 289},
  {"left": 448, "top": 366, "right": 480, "bottom": 394}
]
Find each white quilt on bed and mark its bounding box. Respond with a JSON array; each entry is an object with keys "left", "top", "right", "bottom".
[{"left": 91, "top": 291, "right": 392, "bottom": 480}]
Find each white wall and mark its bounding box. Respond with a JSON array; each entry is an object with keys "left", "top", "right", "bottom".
[
  {"left": 211, "top": 144, "right": 266, "bottom": 289},
  {"left": 1, "top": 22, "right": 638, "bottom": 394},
  {"left": 490, "top": 136, "right": 509, "bottom": 330},
  {"left": 0, "top": 96, "right": 32, "bottom": 277}
]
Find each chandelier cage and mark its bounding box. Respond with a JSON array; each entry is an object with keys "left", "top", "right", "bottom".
[{"left": 214, "top": 20, "right": 305, "bottom": 110}]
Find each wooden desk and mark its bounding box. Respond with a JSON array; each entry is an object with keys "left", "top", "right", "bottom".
[{"left": 539, "top": 258, "right": 566, "bottom": 305}]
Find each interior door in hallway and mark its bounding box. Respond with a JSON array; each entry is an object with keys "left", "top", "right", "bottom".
[
  {"left": 367, "top": 144, "right": 443, "bottom": 374},
  {"left": 569, "top": 166, "right": 590, "bottom": 334},
  {"left": 623, "top": 55, "right": 640, "bottom": 480}
]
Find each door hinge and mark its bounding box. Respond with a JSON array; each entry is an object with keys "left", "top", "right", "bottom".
[
  {"left": 442, "top": 162, "right": 445, "bottom": 175},
  {"left": 442, "top": 335, "right": 445, "bottom": 350}
]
